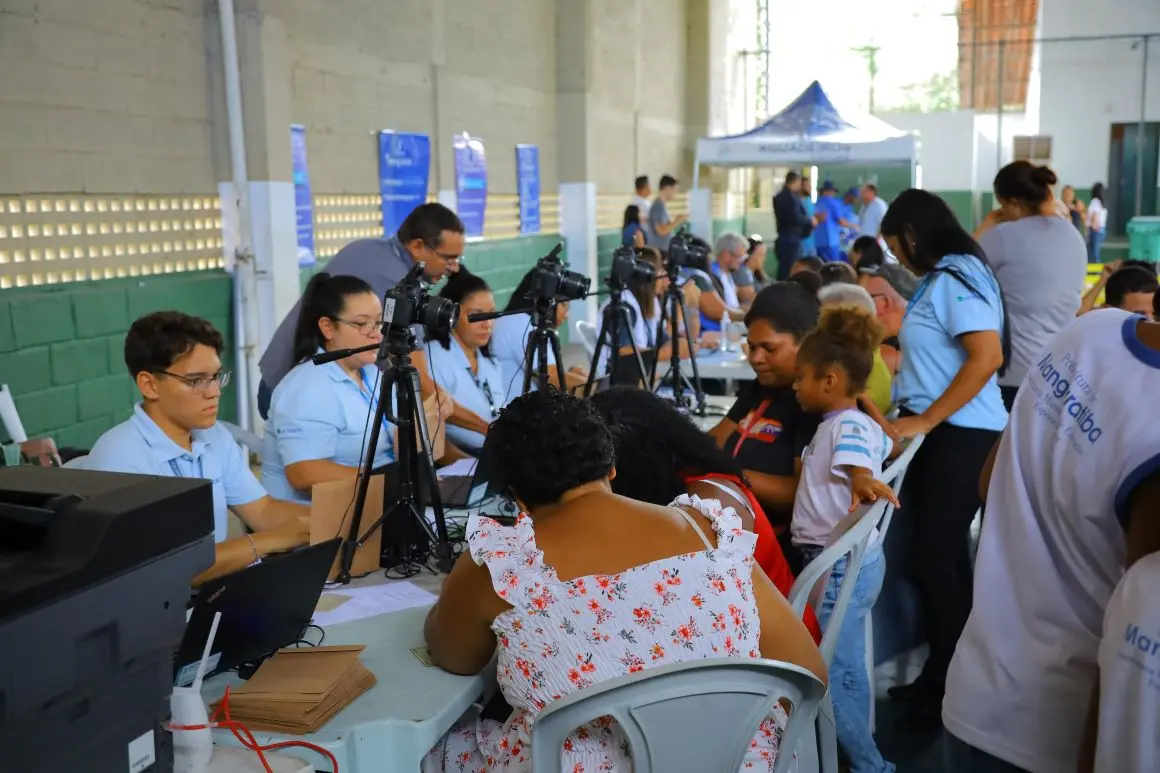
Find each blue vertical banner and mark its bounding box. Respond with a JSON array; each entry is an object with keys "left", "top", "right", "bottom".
[
  {"left": 377, "top": 130, "right": 431, "bottom": 236},
  {"left": 289, "top": 124, "right": 316, "bottom": 267},
  {"left": 515, "top": 144, "right": 541, "bottom": 235},
  {"left": 453, "top": 133, "right": 488, "bottom": 238}
]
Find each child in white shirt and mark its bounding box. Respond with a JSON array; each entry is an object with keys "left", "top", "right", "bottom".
[
  {"left": 1081, "top": 552, "right": 1160, "bottom": 773},
  {"left": 792, "top": 304, "right": 899, "bottom": 773}
]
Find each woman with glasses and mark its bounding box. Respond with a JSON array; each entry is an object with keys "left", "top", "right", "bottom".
[
  {"left": 261, "top": 273, "right": 396, "bottom": 503},
  {"left": 426, "top": 270, "right": 506, "bottom": 454}
]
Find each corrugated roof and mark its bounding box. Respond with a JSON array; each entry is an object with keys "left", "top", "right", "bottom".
[{"left": 957, "top": 0, "right": 1039, "bottom": 111}]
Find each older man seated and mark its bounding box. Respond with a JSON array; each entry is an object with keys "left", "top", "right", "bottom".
[{"left": 858, "top": 262, "right": 918, "bottom": 378}]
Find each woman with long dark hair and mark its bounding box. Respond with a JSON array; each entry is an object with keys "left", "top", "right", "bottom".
[
  {"left": 621, "top": 204, "right": 646, "bottom": 247},
  {"left": 979, "top": 162, "right": 1087, "bottom": 411},
  {"left": 1087, "top": 182, "right": 1108, "bottom": 263},
  {"left": 879, "top": 189, "right": 1008, "bottom": 731},
  {"left": 426, "top": 270, "right": 507, "bottom": 453},
  {"left": 262, "top": 272, "right": 395, "bottom": 502}
]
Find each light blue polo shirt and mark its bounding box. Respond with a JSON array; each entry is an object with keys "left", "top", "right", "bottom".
[
  {"left": 426, "top": 336, "right": 505, "bottom": 452},
  {"left": 895, "top": 253, "right": 1008, "bottom": 431},
  {"left": 491, "top": 312, "right": 556, "bottom": 402},
  {"left": 262, "top": 357, "right": 395, "bottom": 503},
  {"left": 85, "top": 403, "right": 267, "bottom": 543}
]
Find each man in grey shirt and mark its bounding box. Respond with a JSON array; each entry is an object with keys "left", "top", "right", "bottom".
[
  {"left": 648, "top": 174, "right": 687, "bottom": 251},
  {"left": 257, "top": 203, "right": 489, "bottom": 437},
  {"left": 979, "top": 212, "right": 1087, "bottom": 410}
]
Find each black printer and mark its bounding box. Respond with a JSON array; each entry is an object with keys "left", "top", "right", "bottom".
[{"left": 0, "top": 466, "right": 215, "bottom": 773}]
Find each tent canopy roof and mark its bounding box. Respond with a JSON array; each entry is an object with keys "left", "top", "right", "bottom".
[{"left": 696, "top": 81, "right": 918, "bottom": 168}]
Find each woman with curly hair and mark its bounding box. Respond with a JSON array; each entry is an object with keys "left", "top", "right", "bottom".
[{"left": 422, "top": 389, "right": 825, "bottom": 773}]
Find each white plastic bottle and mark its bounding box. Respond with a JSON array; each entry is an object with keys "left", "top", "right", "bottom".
[{"left": 720, "top": 312, "right": 732, "bottom": 351}]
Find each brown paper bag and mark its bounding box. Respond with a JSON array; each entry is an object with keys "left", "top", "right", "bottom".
[{"left": 310, "top": 476, "right": 384, "bottom": 581}]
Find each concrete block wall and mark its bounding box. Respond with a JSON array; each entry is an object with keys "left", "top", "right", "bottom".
[{"left": 0, "top": 0, "right": 218, "bottom": 194}]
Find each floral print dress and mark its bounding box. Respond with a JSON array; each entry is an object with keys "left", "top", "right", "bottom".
[{"left": 422, "top": 494, "right": 789, "bottom": 773}]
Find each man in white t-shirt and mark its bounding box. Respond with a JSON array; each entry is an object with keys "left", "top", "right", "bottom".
[
  {"left": 632, "top": 174, "right": 651, "bottom": 215},
  {"left": 941, "top": 309, "right": 1160, "bottom": 773},
  {"left": 1080, "top": 552, "right": 1160, "bottom": 772}
]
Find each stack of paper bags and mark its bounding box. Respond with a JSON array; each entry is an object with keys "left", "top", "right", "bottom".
[{"left": 212, "top": 645, "right": 375, "bottom": 734}]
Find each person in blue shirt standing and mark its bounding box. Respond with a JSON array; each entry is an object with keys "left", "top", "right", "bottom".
[
  {"left": 262, "top": 273, "right": 399, "bottom": 503},
  {"left": 879, "top": 189, "right": 1009, "bottom": 733},
  {"left": 801, "top": 175, "right": 818, "bottom": 257},
  {"left": 815, "top": 181, "right": 856, "bottom": 262},
  {"left": 84, "top": 311, "right": 309, "bottom": 586},
  {"left": 839, "top": 187, "right": 861, "bottom": 259},
  {"left": 426, "top": 270, "right": 507, "bottom": 454}
]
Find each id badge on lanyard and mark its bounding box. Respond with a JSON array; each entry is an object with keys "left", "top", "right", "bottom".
[{"left": 731, "top": 399, "right": 773, "bottom": 459}]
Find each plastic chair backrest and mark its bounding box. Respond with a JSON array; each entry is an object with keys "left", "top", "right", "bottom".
[
  {"left": 787, "top": 498, "right": 887, "bottom": 665},
  {"left": 530, "top": 657, "right": 825, "bottom": 773},
  {"left": 878, "top": 433, "right": 924, "bottom": 539},
  {"left": 575, "top": 320, "right": 598, "bottom": 359},
  {"left": 220, "top": 420, "right": 262, "bottom": 455}
]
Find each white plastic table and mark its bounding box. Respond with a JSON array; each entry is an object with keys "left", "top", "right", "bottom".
[
  {"left": 654, "top": 348, "right": 755, "bottom": 389},
  {"left": 204, "top": 605, "right": 492, "bottom": 773}
]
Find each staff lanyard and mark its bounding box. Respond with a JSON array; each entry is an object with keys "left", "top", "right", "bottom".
[
  {"left": 168, "top": 456, "right": 204, "bottom": 479},
  {"left": 465, "top": 366, "right": 499, "bottom": 418},
  {"left": 350, "top": 370, "right": 394, "bottom": 440},
  {"left": 731, "top": 399, "right": 773, "bottom": 459}
]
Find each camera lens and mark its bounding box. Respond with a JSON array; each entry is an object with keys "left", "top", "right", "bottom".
[
  {"left": 558, "top": 269, "right": 591, "bottom": 302},
  {"left": 419, "top": 294, "right": 460, "bottom": 334}
]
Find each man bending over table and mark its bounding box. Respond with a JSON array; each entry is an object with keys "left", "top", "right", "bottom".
[{"left": 84, "top": 311, "right": 309, "bottom": 586}]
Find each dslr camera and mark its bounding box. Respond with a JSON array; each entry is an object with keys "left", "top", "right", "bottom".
[
  {"left": 383, "top": 263, "right": 459, "bottom": 340},
  {"left": 607, "top": 245, "right": 657, "bottom": 291},
  {"left": 531, "top": 243, "right": 591, "bottom": 303},
  {"left": 665, "top": 227, "right": 710, "bottom": 275}
]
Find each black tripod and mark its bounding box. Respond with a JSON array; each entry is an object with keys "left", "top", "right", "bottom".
[
  {"left": 313, "top": 327, "right": 454, "bottom": 583},
  {"left": 648, "top": 276, "right": 706, "bottom": 414},
  {"left": 522, "top": 297, "right": 568, "bottom": 394},
  {"left": 584, "top": 285, "right": 649, "bottom": 394}
]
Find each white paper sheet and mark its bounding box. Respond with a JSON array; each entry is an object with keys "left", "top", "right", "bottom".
[
  {"left": 312, "top": 581, "right": 438, "bottom": 627},
  {"left": 438, "top": 458, "right": 478, "bottom": 478}
]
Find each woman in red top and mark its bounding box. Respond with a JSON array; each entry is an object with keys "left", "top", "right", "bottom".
[{"left": 591, "top": 388, "right": 822, "bottom": 643}]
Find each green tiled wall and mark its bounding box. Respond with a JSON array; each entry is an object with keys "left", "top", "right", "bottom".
[{"left": 0, "top": 272, "right": 236, "bottom": 450}]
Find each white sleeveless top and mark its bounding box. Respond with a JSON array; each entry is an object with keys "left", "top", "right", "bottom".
[{"left": 944, "top": 310, "right": 1160, "bottom": 772}]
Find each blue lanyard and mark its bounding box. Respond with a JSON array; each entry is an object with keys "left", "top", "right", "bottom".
[
  {"left": 350, "top": 370, "right": 393, "bottom": 439},
  {"left": 168, "top": 456, "right": 204, "bottom": 479},
  {"left": 465, "top": 366, "right": 499, "bottom": 417}
]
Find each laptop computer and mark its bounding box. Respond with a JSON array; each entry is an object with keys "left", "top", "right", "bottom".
[{"left": 173, "top": 538, "right": 341, "bottom": 686}]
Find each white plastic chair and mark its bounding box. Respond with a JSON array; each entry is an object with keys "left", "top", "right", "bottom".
[
  {"left": 864, "top": 433, "right": 924, "bottom": 730},
  {"left": 575, "top": 320, "right": 598, "bottom": 360},
  {"left": 530, "top": 657, "right": 826, "bottom": 773}
]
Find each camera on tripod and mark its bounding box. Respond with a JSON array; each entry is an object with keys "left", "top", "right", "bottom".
[
  {"left": 665, "top": 228, "right": 710, "bottom": 276},
  {"left": 531, "top": 244, "right": 591, "bottom": 303},
  {"left": 384, "top": 263, "right": 460, "bottom": 342},
  {"left": 608, "top": 246, "right": 657, "bottom": 290}
]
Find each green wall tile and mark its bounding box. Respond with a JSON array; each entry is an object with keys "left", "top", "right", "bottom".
[
  {"left": 0, "top": 346, "right": 52, "bottom": 394},
  {"left": 712, "top": 217, "right": 746, "bottom": 241},
  {"left": 14, "top": 384, "right": 77, "bottom": 435},
  {"left": 0, "top": 300, "right": 15, "bottom": 353},
  {"left": 73, "top": 287, "right": 130, "bottom": 336},
  {"left": 55, "top": 416, "right": 114, "bottom": 451},
  {"left": 51, "top": 339, "right": 109, "bottom": 384},
  {"left": 107, "top": 334, "right": 125, "bottom": 374},
  {"left": 11, "top": 293, "right": 74, "bottom": 348},
  {"left": 77, "top": 373, "right": 134, "bottom": 421}
]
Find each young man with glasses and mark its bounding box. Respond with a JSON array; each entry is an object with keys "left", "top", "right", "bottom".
[
  {"left": 258, "top": 202, "right": 489, "bottom": 440},
  {"left": 85, "top": 312, "right": 309, "bottom": 586}
]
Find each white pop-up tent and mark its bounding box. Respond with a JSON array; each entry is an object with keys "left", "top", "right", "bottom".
[{"left": 689, "top": 81, "right": 919, "bottom": 237}]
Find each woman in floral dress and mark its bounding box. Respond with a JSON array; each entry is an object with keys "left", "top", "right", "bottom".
[{"left": 422, "top": 389, "right": 826, "bottom": 773}]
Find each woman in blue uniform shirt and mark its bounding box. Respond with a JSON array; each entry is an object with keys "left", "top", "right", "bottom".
[
  {"left": 491, "top": 267, "right": 586, "bottom": 401},
  {"left": 879, "top": 189, "right": 1008, "bottom": 732},
  {"left": 262, "top": 273, "right": 395, "bottom": 502},
  {"left": 426, "top": 271, "right": 505, "bottom": 453}
]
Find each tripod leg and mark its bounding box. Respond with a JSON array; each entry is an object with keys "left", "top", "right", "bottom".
[
  {"left": 522, "top": 326, "right": 538, "bottom": 396},
  {"left": 676, "top": 298, "right": 707, "bottom": 412},
  {"left": 610, "top": 305, "right": 649, "bottom": 388},
  {"left": 548, "top": 328, "right": 566, "bottom": 389},
  {"left": 405, "top": 367, "right": 454, "bottom": 570},
  {"left": 585, "top": 310, "right": 614, "bottom": 396}
]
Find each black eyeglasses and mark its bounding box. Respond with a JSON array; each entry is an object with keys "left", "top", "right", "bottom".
[
  {"left": 155, "top": 369, "right": 231, "bottom": 392},
  {"left": 466, "top": 368, "right": 499, "bottom": 417}
]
